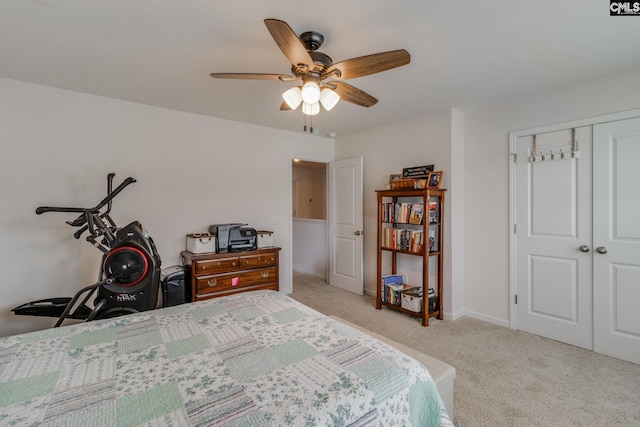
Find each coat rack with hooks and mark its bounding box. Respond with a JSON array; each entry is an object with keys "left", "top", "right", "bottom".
[{"left": 529, "top": 128, "right": 579, "bottom": 162}]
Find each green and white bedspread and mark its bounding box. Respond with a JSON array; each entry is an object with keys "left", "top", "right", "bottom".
[{"left": 0, "top": 290, "right": 446, "bottom": 426}]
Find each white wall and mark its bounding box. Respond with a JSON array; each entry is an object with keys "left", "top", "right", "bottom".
[
  {"left": 292, "top": 218, "right": 327, "bottom": 279},
  {"left": 0, "top": 77, "right": 334, "bottom": 336}
]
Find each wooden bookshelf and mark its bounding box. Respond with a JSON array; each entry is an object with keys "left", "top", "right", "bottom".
[{"left": 375, "top": 188, "right": 445, "bottom": 326}]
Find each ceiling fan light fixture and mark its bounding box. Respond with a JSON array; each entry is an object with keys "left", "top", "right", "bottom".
[
  {"left": 282, "top": 86, "right": 302, "bottom": 109},
  {"left": 319, "top": 88, "right": 340, "bottom": 111},
  {"left": 301, "top": 101, "right": 320, "bottom": 116},
  {"left": 301, "top": 81, "right": 321, "bottom": 104}
]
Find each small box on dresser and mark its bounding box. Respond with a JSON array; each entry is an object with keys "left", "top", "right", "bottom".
[
  {"left": 256, "top": 230, "right": 274, "bottom": 248},
  {"left": 185, "top": 233, "right": 216, "bottom": 254}
]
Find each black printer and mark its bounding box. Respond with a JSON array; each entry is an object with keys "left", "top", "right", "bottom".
[{"left": 209, "top": 223, "right": 257, "bottom": 252}]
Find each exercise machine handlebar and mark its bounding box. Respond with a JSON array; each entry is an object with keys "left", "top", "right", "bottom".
[{"left": 35, "top": 176, "right": 136, "bottom": 217}]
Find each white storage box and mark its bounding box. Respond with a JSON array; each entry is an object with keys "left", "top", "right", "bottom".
[
  {"left": 186, "top": 233, "right": 216, "bottom": 254},
  {"left": 401, "top": 288, "right": 423, "bottom": 313},
  {"left": 256, "top": 230, "right": 274, "bottom": 248}
]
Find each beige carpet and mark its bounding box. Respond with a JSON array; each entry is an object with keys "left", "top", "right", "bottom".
[{"left": 290, "top": 272, "right": 640, "bottom": 426}]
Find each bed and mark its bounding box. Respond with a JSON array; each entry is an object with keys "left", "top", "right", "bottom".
[{"left": 0, "top": 290, "right": 451, "bottom": 426}]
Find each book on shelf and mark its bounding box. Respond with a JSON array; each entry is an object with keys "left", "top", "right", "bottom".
[
  {"left": 386, "top": 283, "right": 404, "bottom": 305},
  {"left": 384, "top": 229, "right": 423, "bottom": 253},
  {"left": 394, "top": 202, "right": 410, "bottom": 223},
  {"left": 382, "top": 274, "right": 403, "bottom": 286},
  {"left": 382, "top": 202, "right": 395, "bottom": 223},
  {"left": 384, "top": 202, "right": 425, "bottom": 225},
  {"left": 408, "top": 203, "right": 423, "bottom": 224},
  {"left": 429, "top": 228, "right": 438, "bottom": 252},
  {"left": 428, "top": 201, "right": 439, "bottom": 224},
  {"left": 381, "top": 274, "right": 404, "bottom": 305}
]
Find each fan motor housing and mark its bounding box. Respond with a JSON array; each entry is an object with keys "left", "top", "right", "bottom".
[{"left": 299, "top": 31, "right": 324, "bottom": 51}]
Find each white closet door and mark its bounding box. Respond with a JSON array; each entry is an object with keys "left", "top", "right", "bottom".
[
  {"left": 593, "top": 118, "right": 640, "bottom": 365},
  {"left": 515, "top": 128, "right": 593, "bottom": 350}
]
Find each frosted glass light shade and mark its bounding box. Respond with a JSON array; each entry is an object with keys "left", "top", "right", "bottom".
[
  {"left": 301, "top": 101, "right": 320, "bottom": 116},
  {"left": 319, "top": 88, "right": 340, "bottom": 111},
  {"left": 301, "top": 81, "right": 321, "bottom": 104},
  {"left": 282, "top": 87, "right": 302, "bottom": 109}
]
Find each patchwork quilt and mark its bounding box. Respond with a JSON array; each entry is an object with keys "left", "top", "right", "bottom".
[{"left": 0, "top": 290, "right": 446, "bottom": 426}]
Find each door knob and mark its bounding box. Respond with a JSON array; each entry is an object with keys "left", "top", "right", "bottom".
[
  {"left": 578, "top": 245, "right": 590, "bottom": 253},
  {"left": 354, "top": 230, "right": 363, "bottom": 236},
  {"left": 596, "top": 246, "right": 608, "bottom": 254}
]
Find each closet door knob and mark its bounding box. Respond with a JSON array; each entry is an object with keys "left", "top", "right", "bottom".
[
  {"left": 578, "top": 245, "right": 590, "bottom": 253},
  {"left": 596, "top": 246, "right": 608, "bottom": 254}
]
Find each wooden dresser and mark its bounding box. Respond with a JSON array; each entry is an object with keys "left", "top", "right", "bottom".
[{"left": 181, "top": 247, "right": 280, "bottom": 302}]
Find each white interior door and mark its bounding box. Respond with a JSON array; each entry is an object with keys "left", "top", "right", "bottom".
[
  {"left": 593, "top": 118, "right": 640, "bottom": 364},
  {"left": 328, "top": 157, "right": 363, "bottom": 295},
  {"left": 515, "top": 128, "right": 593, "bottom": 349}
]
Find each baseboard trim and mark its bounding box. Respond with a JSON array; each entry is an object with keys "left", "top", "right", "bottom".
[
  {"left": 463, "top": 309, "right": 510, "bottom": 328},
  {"left": 292, "top": 268, "right": 326, "bottom": 281},
  {"left": 361, "top": 288, "right": 510, "bottom": 328}
]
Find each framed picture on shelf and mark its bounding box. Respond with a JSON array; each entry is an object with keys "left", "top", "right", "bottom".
[
  {"left": 427, "top": 171, "right": 444, "bottom": 188},
  {"left": 389, "top": 174, "right": 402, "bottom": 184}
]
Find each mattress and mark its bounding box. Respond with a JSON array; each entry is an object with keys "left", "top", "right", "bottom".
[{"left": 0, "top": 290, "right": 448, "bottom": 426}]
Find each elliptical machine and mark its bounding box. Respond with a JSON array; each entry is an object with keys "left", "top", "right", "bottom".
[{"left": 12, "top": 173, "right": 161, "bottom": 327}]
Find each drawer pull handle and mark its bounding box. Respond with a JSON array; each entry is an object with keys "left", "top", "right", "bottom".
[
  {"left": 270, "top": 257, "right": 274, "bottom": 261},
  {"left": 232, "top": 261, "right": 236, "bottom": 266},
  {"left": 207, "top": 279, "right": 217, "bottom": 287},
  {"left": 261, "top": 272, "right": 269, "bottom": 278}
]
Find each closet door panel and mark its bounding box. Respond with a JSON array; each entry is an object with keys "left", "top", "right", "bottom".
[
  {"left": 593, "top": 117, "right": 640, "bottom": 365},
  {"left": 515, "top": 128, "right": 593, "bottom": 350}
]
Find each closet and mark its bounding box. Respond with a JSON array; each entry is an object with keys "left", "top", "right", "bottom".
[{"left": 512, "top": 115, "right": 640, "bottom": 365}]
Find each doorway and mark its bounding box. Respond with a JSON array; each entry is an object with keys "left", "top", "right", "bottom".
[
  {"left": 290, "top": 157, "right": 364, "bottom": 295},
  {"left": 292, "top": 160, "right": 328, "bottom": 280}
]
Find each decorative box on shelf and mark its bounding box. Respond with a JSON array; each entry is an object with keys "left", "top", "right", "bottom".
[
  {"left": 401, "top": 287, "right": 423, "bottom": 312},
  {"left": 390, "top": 179, "right": 416, "bottom": 190}
]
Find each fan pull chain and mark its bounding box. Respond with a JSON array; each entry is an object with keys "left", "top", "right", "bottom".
[{"left": 303, "top": 114, "right": 314, "bottom": 133}]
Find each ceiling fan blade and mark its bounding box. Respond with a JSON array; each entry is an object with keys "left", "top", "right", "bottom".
[
  {"left": 280, "top": 101, "right": 292, "bottom": 111},
  {"left": 324, "top": 49, "right": 410, "bottom": 80},
  {"left": 328, "top": 81, "right": 378, "bottom": 107},
  {"left": 264, "top": 19, "right": 314, "bottom": 70},
  {"left": 210, "top": 73, "right": 297, "bottom": 81}
]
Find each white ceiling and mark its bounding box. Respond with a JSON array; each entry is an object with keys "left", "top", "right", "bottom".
[{"left": 2, "top": 1, "right": 640, "bottom": 137}]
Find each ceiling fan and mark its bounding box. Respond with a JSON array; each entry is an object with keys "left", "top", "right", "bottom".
[{"left": 210, "top": 19, "right": 410, "bottom": 116}]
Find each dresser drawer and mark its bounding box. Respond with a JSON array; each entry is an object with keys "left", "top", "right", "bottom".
[
  {"left": 239, "top": 252, "right": 277, "bottom": 269},
  {"left": 193, "top": 257, "right": 240, "bottom": 275},
  {"left": 196, "top": 267, "right": 277, "bottom": 295}
]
